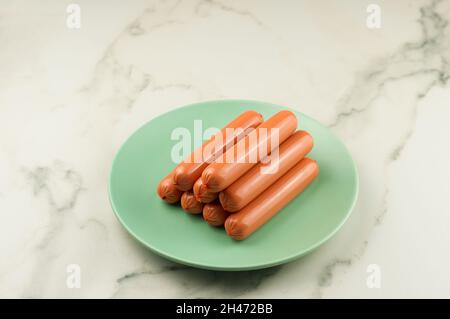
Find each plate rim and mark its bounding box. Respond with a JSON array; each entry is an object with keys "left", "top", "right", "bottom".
[{"left": 108, "top": 99, "right": 359, "bottom": 271}]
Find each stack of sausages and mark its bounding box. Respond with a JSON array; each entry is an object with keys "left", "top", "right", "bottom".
[{"left": 157, "top": 110, "right": 319, "bottom": 240}]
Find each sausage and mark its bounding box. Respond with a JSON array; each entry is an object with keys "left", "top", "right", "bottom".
[
  {"left": 172, "top": 111, "right": 263, "bottom": 191},
  {"left": 202, "top": 202, "right": 230, "bottom": 227},
  {"left": 224, "top": 158, "right": 319, "bottom": 240},
  {"left": 193, "top": 177, "right": 218, "bottom": 203},
  {"left": 180, "top": 191, "right": 203, "bottom": 214},
  {"left": 219, "top": 131, "right": 313, "bottom": 212},
  {"left": 202, "top": 110, "right": 298, "bottom": 192},
  {"left": 156, "top": 173, "right": 183, "bottom": 204}
]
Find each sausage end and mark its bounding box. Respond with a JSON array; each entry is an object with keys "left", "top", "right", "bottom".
[
  {"left": 203, "top": 203, "right": 228, "bottom": 227},
  {"left": 173, "top": 166, "right": 192, "bottom": 191},
  {"left": 224, "top": 216, "right": 249, "bottom": 240},
  {"left": 181, "top": 192, "right": 203, "bottom": 214},
  {"left": 218, "top": 191, "right": 241, "bottom": 212},
  {"left": 157, "top": 178, "right": 182, "bottom": 204},
  {"left": 193, "top": 178, "right": 217, "bottom": 203},
  {"left": 201, "top": 166, "right": 223, "bottom": 192}
]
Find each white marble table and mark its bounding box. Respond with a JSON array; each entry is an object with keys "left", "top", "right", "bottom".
[{"left": 1, "top": 0, "right": 450, "bottom": 298}]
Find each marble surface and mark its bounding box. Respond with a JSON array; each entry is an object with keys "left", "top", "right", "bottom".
[{"left": 1, "top": 0, "right": 450, "bottom": 298}]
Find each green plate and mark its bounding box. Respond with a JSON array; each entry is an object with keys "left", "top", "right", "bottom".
[{"left": 109, "top": 100, "right": 358, "bottom": 271}]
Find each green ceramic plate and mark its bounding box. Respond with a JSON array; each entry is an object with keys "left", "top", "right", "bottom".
[{"left": 109, "top": 100, "right": 358, "bottom": 271}]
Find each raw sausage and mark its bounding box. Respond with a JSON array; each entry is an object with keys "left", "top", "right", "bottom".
[
  {"left": 156, "top": 173, "right": 183, "bottom": 204},
  {"left": 193, "top": 177, "right": 218, "bottom": 203},
  {"left": 225, "top": 158, "right": 318, "bottom": 240},
  {"left": 172, "top": 110, "right": 263, "bottom": 191},
  {"left": 219, "top": 131, "right": 313, "bottom": 212},
  {"left": 224, "top": 158, "right": 319, "bottom": 240},
  {"left": 202, "top": 202, "right": 230, "bottom": 227},
  {"left": 202, "top": 110, "right": 298, "bottom": 192},
  {"left": 181, "top": 191, "right": 203, "bottom": 214}
]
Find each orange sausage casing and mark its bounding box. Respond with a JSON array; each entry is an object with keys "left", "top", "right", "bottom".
[
  {"left": 202, "top": 202, "right": 230, "bottom": 227},
  {"left": 193, "top": 177, "right": 218, "bottom": 203},
  {"left": 202, "top": 110, "right": 298, "bottom": 193},
  {"left": 224, "top": 158, "right": 319, "bottom": 240},
  {"left": 157, "top": 173, "right": 183, "bottom": 204},
  {"left": 173, "top": 111, "right": 263, "bottom": 191},
  {"left": 181, "top": 191, "right": 203, "bottom": 214},
  {"left": 220, "top": 131, "right": 313, "bottom": 212}
]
